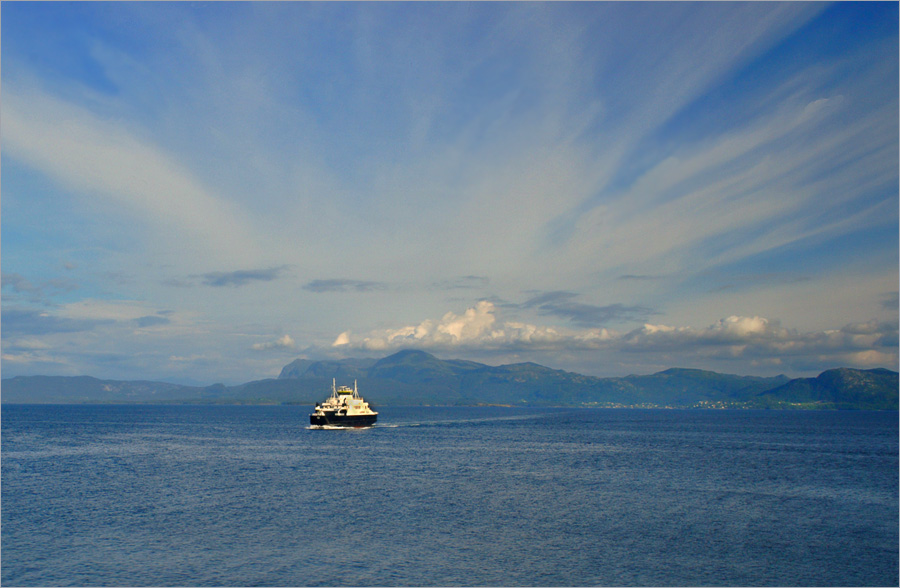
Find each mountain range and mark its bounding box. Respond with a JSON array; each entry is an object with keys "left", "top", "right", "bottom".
[{"left": 2, "top": 349, "right": 897, "bottom": 409}]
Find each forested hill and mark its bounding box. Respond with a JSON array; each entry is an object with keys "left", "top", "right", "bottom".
[
  {"left": 755, "top": 367, "right": 899, "bottom": 410},
  {"left": 3, "top": 350, "right": 897, "bottom": 409}
]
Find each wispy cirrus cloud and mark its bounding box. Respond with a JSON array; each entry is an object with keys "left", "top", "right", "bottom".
[
  {"left": 429, "top": 276, "right": 491, "bottom": 291},
  {"left": 521, "top": 291, "right": 657, "bottom": 328},
  {"left": 0, "top": 297, "right": 294, "bottom": 383},
  {"left": 134, "top": 315, "right": 172, "bottom": 328},
  {"left": 618, "top": 274, "right": 664, "bottom": 282},
  {"left": 161, "top": 267, "right": 290, "bottom": 288},
  {"left": 3, "top": 300, "right": 176, "bottom": 339},
  {"left": 303, "top": 279, "right": 387, "bottom": 293},
  {"left": 556, "top": 54, "right": 898, "bottom": 285},
  {"left": 2, "top": 273, "right": 79, "bottom": 304},
  {"left": 2, "top": 3, "right": 895, "bottom": 383},
  {"left": 1, "top": 308, "right": 112, "bottom": 337},
  {"left": 2, "top": 88, "right": 262, "bottom": 268},
  {"left": 200, "top": 267, "right": 289, "bottom": 288}
]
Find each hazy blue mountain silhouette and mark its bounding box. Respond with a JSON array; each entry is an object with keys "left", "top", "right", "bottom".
[{"left": 3, "top": 349, "right": 896, "bottom": 409}]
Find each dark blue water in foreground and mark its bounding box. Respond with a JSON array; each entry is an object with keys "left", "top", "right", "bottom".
[{"left": 2, "top": 405, "right": 897, "bottom": 587}]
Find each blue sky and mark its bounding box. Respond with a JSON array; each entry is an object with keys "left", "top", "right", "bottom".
[{"left": 2, "top": 1, "right": 898, "bottom": 384}]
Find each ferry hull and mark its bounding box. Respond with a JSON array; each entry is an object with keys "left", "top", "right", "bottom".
[{"left": 310, "top": 413, "right": 377, "bottom": 428}]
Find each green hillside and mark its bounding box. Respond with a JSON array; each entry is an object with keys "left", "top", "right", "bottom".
[{"left": 753, "top": 368, "right": 899, "bottom": 410}]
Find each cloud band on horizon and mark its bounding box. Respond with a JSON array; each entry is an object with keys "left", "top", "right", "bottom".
[{"left": 331, "top": 302, "right": 898, "bottom": 372}]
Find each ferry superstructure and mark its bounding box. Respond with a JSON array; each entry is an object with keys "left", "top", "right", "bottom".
[{"left": 310, "top": 379, "right": 378, "bottom": 428}]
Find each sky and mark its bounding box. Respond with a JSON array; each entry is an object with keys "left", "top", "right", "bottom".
[{"left": 2, "top": 1, "right": 898, "bottom": 385}]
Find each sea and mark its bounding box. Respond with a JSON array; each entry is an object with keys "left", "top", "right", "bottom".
[{"left": 1, "top": 405, "right": 897, "bottom": 587}]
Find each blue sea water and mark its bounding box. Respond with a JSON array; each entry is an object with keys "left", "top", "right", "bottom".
[{"left": 1, "top": 405, "right": 897, "bottom": 587}]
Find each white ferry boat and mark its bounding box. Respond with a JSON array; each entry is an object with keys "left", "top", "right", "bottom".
[{"left": 310, "top": 379, "right": 378, "bottom": 428}]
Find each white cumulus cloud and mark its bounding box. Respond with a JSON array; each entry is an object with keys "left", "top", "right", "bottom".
[
  {"left": 620, "top": 316, "right": 898, "bottom": 370},
  {"left": 333, "top": 301, "right": 618, "bottom": 352},
  {"left": 331, "top": 303, "right": 897, "bottom": 375},
  {"left": 251, "top": 334, "right": 295, "bottom": 351}
]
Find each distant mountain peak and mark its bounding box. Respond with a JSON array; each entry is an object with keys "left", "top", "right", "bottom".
[
  {"left": 656, "top": 367, "right": 713, "bottom": 376},
  {"left": 378, "top": 349, "right": 438, "bottom": 362}
]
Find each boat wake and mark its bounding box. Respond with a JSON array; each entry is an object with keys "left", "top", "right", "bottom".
[
  {"left": 366, "top": 412, "right": 560, "bottom": 429},
  {"left": 307, "top": 411, "right": 564, "bottom": 430}
]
